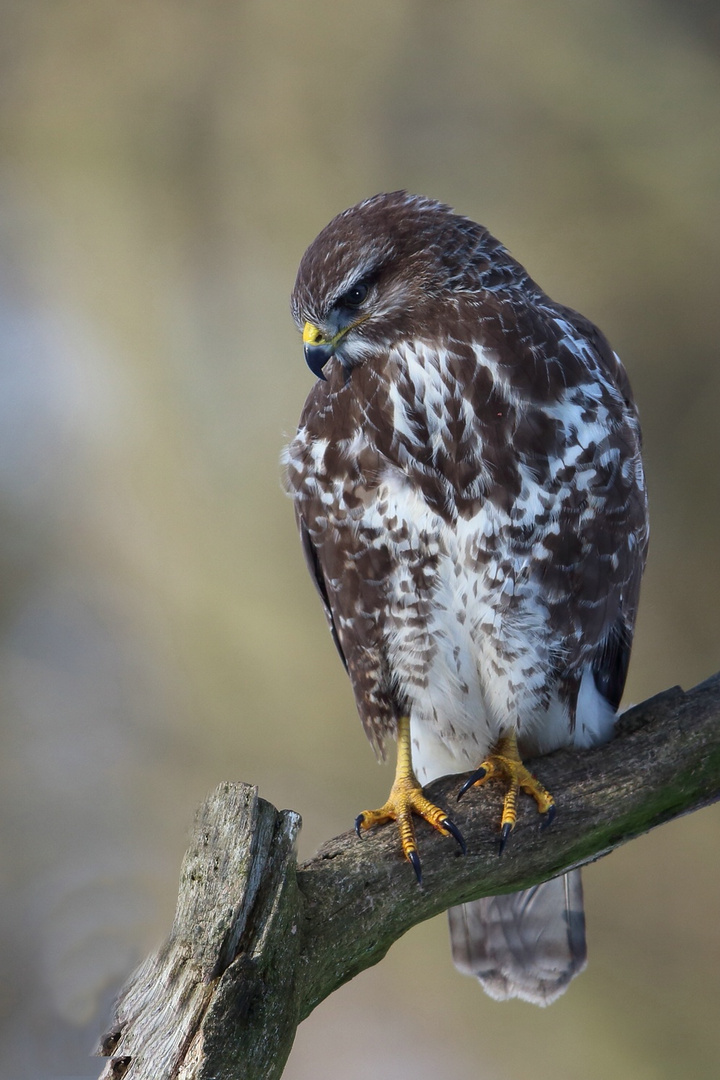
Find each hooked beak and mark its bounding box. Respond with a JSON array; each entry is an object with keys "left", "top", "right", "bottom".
[{"left": 303, "top": 321, "right": 338, "bottom": 381}]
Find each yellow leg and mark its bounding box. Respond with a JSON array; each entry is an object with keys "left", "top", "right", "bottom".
[
  {"left": 356, "top": 716, "right": 466, "bottom": 883},
  {"left": 457, "top": 731, "right": 555, "bottom": 852}
]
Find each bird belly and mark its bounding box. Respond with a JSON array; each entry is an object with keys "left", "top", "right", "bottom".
[
  {"left": 380, "top": 515, "right": 552, "bottom": 784},
  {"left": 402, "top": 579, "right": 615, "bottom": 785},
  {"left": 392, "top": 549, "right": 541, "bottom": 785},
  {"left": 379, "top": 503, "right": 615, "bottom": 786}
]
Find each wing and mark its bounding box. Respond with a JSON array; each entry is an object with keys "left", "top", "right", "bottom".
[
  {"left": 284, "top": 405, "right": 400, "bottom": 757},
  {"left": 591, "top": 606, "right": 635, "bottom": 711},
  {"left": 536, "top": 309, "right": 648, "bottom": 712},
  {"left": 298, "top": 515, "right": 348, "bottom": 673},
  {"left": 474, "top": 294, "right": 649, "bottom": 715}
]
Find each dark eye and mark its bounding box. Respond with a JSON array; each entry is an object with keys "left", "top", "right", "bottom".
[{"left": 340, "top": 281, "right": 369, "bottom": 308}]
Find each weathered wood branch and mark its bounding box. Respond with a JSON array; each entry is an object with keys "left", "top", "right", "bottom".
[{"left": 97, "top": 672, "right": 720, "bottom": 1080}]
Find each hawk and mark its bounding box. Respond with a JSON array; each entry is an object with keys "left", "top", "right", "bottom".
[{"left": 283, "top": 192, "right": 648, "bottom": 1005}]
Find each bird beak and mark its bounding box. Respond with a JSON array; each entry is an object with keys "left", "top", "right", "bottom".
[{"left": 303, "top": 321, "right": 336, "bottom": 381}]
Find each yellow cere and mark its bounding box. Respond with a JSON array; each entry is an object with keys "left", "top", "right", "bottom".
[{"left": 303, "top": 321, "right": 326, "bottom": 345}]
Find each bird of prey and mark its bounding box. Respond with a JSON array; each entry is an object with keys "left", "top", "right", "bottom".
[{"left": 283, "top": 192, "right": 648, "bottom": 1005}]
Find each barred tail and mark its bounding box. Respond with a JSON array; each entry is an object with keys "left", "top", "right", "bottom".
[{"left": 448, "top": 869, "right": 587, "bottom": 1006}]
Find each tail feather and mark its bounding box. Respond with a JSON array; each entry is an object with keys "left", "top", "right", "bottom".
[{"left": 448, "top": 869, "right": 587, "bottom": 1006}]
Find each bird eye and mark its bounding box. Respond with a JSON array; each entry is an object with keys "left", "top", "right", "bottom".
[{"left": 340, "top": 281, "right": 369, "bottom": 308}]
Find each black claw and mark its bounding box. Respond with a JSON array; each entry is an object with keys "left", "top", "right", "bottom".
[
  {"left": 408, "top": 849, "right": 423, "bottom": 885},
  {"left": 355, "top": 814, "right": 364, "bottom": 838},
  {"left": 457, "top": 766, "right": 487, "bottom": 801},
  {"left": 442, "top": 817, "right": 467, "bottom": 855},
  {"left": 498, "top": 822, "right": 513, "bottom": 855},
  {"left": 540, "top": 804, "right": 556, "bottom": 831}
]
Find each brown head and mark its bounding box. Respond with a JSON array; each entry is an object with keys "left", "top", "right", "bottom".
[{"left": 291, "top": 191, "right": 528, "bottom": 380}]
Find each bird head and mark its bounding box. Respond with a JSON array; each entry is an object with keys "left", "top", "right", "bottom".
[{"left": 291, "top": 191, "right": 516, "bottom": 381}]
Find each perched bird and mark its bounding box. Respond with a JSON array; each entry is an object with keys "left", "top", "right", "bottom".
[{"left": 283, "top": 192, "right": 648, "bottom": 1005}]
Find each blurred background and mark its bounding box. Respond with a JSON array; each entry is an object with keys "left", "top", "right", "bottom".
[{"left": 0, "top": 1, "right": 718, "bottom": 1078}]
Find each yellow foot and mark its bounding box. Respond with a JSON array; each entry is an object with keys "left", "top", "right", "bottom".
[
  {"left": 355, "top": 717, "right": 466, "bottom": 884},
  {"left": 457, "top": 732, "right": 555, "bottom": 853}
]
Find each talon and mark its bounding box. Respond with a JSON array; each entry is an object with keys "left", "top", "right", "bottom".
[
  {"left": 457, "top": 766, "right": 487, "bottom": 801},
  {"left": 462, "top": 732, "right": 556, "bottom": 846},
  {"left": 355, "top": 716, "right": 461, "bottom": 879},
  {"left": 408, "top": 849, "right": 423, "bottom": 885},
  {"left": 441, "top": 817, "right": 467, "bottom": 855}
]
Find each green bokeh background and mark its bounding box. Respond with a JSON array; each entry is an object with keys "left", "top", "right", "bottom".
[{"left": 1, "top": 2, "right": 719, "bottom": 1078}]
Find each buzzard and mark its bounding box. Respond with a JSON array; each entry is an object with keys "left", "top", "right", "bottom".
[{"left": 283, "top": 192, "right": 648, "bottom": 1005}]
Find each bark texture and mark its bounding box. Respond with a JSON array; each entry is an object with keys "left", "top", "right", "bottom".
[{"left": 97, "top": 673, "right": 720, "bottom": 1079}]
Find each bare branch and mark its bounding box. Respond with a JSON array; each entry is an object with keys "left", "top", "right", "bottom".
[{"left": 97, "top": 672, "right": 720, "bottom": 1080}]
